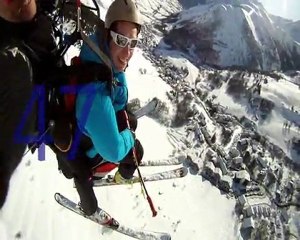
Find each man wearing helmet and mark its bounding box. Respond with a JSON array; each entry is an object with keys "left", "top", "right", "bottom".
[
  {"left": 52, "top": 0, "right": 145, "bottom": 218},
  {"left": 105, "top": 0, "right": 142, "bottom": 72}
]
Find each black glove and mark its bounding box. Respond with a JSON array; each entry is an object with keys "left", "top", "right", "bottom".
[
  {"left": 121, "top": 139, "right": 143, "bottom": 165},
  {"left": 116, "top": 110, "right": 137, "bottom": 132},
  {"left": 133, "top": 139, "right": 143, "bottom": 163},
  {"left": 127, "top": 111, "right": 137, "bottom": 131}
]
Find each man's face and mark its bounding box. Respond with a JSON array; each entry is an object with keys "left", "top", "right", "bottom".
[
  {"left": 109, "top": 21, "right": 139, "bottom": 72},
  {"left": 0, "top": 0, "right": 36, "bottom": 22}
]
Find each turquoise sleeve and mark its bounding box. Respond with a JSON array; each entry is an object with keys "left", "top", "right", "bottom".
[{"left": 76, "top": 86, "right": 134, "bottom": 162}]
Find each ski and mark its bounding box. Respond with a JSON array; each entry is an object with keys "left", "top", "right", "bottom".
[
  {"left": 55, "top": 193, "right": 171, "bottom": 240},
  {"left": 133, "top": 97, "right": 159, "bottom": 119},
  {"left": 140, "top": 155, "right": 185, "bottom": 166},
  {"left": 93, "top": 167, "right": 188, "bottom": 187}
]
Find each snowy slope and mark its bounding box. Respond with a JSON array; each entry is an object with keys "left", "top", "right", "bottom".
[{"left": 159, "top": 0, "right": 300, "bottom": 71}]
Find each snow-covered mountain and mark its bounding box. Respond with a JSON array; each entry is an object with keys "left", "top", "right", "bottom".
[
  {"left": 156, "top": 0, "right": 300, "bottom": 71},
  {"left": 282, "top": 21, "right": 300, "bottom": 43},
  {"left": 271, "top": 15, "right": 300, "bottom": 43}
]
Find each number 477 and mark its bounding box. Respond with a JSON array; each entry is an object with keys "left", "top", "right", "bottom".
[{"left": 14, "top": 84, "right": 96, "bottom": 161}]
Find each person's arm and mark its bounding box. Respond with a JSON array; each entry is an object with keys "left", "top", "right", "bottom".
[{"left": 76, "top": 86, "right": 134, "bottom": 162}]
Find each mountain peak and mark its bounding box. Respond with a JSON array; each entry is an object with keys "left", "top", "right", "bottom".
[{"left": 159, "top": 0, "right": 300, "bottom": 71}]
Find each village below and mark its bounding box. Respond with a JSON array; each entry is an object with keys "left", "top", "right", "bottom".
[{"left": 136, "top": 0, "right": 300, "bottom": 238}]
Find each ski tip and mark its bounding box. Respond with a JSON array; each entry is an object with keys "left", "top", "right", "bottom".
[
  {"left": 152, "top": 97, "right": 159, "bottom": 102},
  {"left": 179, "top": 167, "right": 189, "bottom": 177},
  {"left": 54, "top": 192, "right": 62, "bottom": 202},
  {"left": 152, "top": 97, "right": 159, "bottom": 105},
  {"left": 108, "top": 218, "right": 120, "bottom": 230}
]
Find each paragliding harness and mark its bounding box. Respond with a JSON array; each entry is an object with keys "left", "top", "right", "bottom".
[
  {"left": 46, "top": 57, "right": 112, "bottom": 155},
  {"left": 27, "top": 0, "right": 114, "bottom": 157}
]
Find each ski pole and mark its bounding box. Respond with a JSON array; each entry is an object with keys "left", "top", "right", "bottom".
[{"left": 124, "top": 111, "right": 157, "bottom": 217}]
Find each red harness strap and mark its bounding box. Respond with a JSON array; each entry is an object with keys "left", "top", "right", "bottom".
[
  {"left": 64, "top": 56, "right": 81, "bottom": 113},
  {"left": 93, "top": 162, "right": 118, "bottom": 177},
  {"left": 94, "top": 162, "right": 118, "bottom": 173}
]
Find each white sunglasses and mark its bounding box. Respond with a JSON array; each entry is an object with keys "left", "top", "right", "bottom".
[{"left": 110, "top": 30, "right": 139, "bottom": 49}]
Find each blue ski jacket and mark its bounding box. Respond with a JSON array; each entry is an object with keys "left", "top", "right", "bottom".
[{"left": 76, "top": 34, "right": 134, "bottom": 162}]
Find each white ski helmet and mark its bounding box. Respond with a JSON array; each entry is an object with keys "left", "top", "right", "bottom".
[{"left": 105, "top": 0, "right": 143, "bottom": 30}]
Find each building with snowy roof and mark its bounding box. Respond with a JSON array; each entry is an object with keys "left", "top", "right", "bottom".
[
  {"left": 235, "top": 170, "right": 251, "bottom": 185},
  {"left": 229, "top": 147, "right": 240, "bottom": 158},
  {"left": 212, "top": 167, "right": 222, "bottom": 185},
  {"left": 206, "top": 148, "right": 216, "bottom": 159},
  {"left": 243, "top": 150, "right": 253, "bottom": 165},
  {"left": 202, "top": 161, "right": 215, "bottom": 181},
  {"left": 237, "top": 138, "right": 250, "bottom": 152},
  {"left": 218, "top": 157, "right": 228, "bottom": 175},
  {"left": 243, "top": 205, "right": 255, "bottom": 217},
  {"left": 281, "top": 209, "right": 289, "bottom": 223},
  {"left": 210, "top": 156, "right": 219, "bottom": 167},
  {"left": 219, "top": 175, "right": 232, "bottom": 193},
  {"left": 257, "top": 156, "right": 268, "bottom": 169},
  {"left": 241, "top": 217, "right": 255, "bottom": 230},
  {"left": 237, "top": 195, "right": 247, "bottom": 207},
  {"left": 231, "top": 156, "right": 243, "bottom": 169}
]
